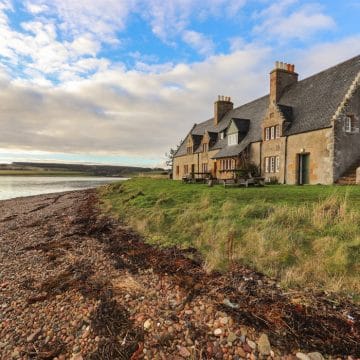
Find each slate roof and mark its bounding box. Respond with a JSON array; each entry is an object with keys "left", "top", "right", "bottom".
[{"left": 175, "top": 55, "right": 360, "bottom": 159}]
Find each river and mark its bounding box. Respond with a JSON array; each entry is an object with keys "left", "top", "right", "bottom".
[{"left": 0, "top": 176, "right": 127, "bottom": 201}]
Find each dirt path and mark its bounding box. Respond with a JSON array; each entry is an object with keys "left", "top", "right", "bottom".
[{"left": 0, "top": 190, "right": 359, "bottom": 359}]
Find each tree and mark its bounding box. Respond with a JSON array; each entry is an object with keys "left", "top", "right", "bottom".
[{"left": 165, "top": 140, "right": 182, "bottom": 170}]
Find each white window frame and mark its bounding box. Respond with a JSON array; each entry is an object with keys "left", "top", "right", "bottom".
[
  {"left": 265, "top": 128, "right": 270, "bottom": 141},
  {"left": 220, "top": 132, "right": 224, "bottom": 140},
  {"left": 270, "top": 157, "right": 275, "bottom": 173},
  {"left": 265, "top": 157, "right": 270, "bottom": 173},
  {"left": 270, "top": 126, "right": 275, "bottom": 140},
  {"left": 276, "top": 156, "right": 280, "bottom": 173},
  {"left": 345, "top": 115, "right": 359, "bottom": 133},
  {"left": 228, "top": 133, "right": 238, "bottom": 146},
  {"left": 276, "top": 125, "right": 280, "bottom": 138}
]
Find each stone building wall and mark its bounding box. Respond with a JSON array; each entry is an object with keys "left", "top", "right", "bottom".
[
  {"left": 333, "top": 86, "right": 360, "bottom": 181},
  {"left": 173, "top": 150, "right": 218, "bottom": 180},
  {"left": 285, "top": 128, "right": 333, "bottom": 184}
]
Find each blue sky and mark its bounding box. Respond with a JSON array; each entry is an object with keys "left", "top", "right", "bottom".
[{"left": 0, "top": 0, "right": 359, "bottom": 167}]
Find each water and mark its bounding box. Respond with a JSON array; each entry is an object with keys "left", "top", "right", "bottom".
[{"left": 0, "top": 176, "right": 127, "bottom": 201}]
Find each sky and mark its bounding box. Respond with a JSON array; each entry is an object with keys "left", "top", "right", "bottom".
[{"left": 0, "top": 0, "right": 359, "bottom": 167}]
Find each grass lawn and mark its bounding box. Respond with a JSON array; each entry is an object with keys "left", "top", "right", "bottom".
[{"left": 101, "top": 178, "right": 360, "bottom": 300}]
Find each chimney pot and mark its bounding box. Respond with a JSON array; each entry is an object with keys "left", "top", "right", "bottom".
[{"left": 270, "top": 61, "right": 298, "bottom": 103}]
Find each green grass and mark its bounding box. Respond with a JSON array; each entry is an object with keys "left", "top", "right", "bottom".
[{"left": 101, "top": 178, "right": 360, "bottom": 300}]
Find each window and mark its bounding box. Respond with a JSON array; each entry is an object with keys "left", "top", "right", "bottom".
[
  {"left": 220, "top": 132, "right": 224, "bottom": 140},
  {"left": 276, "top": 156, "right": 280, "bottom": 172},
  {"left": 186, "top": 146, "right": 193, "bottom": 154},
  {"left": 270, "top": 126, "right": 275, "bottom": 140},
  {"left": 275, "top": 125, "right": 280, "bottom": 138},
  {"left": 176, "top": 166, "right": 179, "bottom": 176},
  {"left": 265, "top": 157, "right": 270, "bottom": 173},
  {"left": 265, "top": 156, "right": 280, "bottom": 173},
  {"left": 184, "top": 165, "right": 189, "bottom": 174},
  {"left": 228, "top": 133, "right": 238, "bottom": 146},
  {"left": 202, "top": 163, "right": 208, "bottom": 172},
  {"left": 202, "top": 143, "right": 208, "bottom": 152},
  {"left": 345, "top": 115, "right": 358, "bottom": 133},
  {"left": 265, "top": 128, "right": 270, "bottom": 141},
  {"left": 270, "top": 157, "right": 275, "bottom": 173}
]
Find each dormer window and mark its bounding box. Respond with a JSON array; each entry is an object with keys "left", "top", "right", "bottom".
[
  {"left": 186, "top": 146, "right": 193, "bottom": 154},
  {"left": 228, "top": 133, "right": 238, "bottom": 146}
]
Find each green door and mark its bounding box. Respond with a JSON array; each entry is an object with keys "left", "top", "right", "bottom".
[{"left": 298, "top": 154, "right": 310, "bottom": 185}]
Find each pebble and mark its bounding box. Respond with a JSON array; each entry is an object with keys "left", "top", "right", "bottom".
[
  {"left": 27, "top": 327, "right": 42, "bottom": 342},
  {"left": 296, "top": 353, "right": 311, "bottom": 360},
  {"left": 178, "top": 346, "right": 191, "bottom": 358},
  {"left": 214, "top": 328, "right": 223, "bottom": 336},
  {"left": 227, "top": 332, "right": 237, "bottom": 343},
  {"left": 257, "top": 333, "right": 271, "bottom": 355},
  {"left": 144, "top": 319, "right": 152, "bottom": 330},
  {"left": 247, "top": 339, "right": 256, "bottom": 350},
  {"left": 308, "top": 353, "right": 325, "bottom": 360}
]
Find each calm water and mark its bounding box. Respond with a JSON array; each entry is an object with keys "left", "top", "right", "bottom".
[{"left": 0, "top": 176, "right": 127, "bottom": 201}]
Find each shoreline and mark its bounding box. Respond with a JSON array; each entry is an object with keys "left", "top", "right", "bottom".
[{"left": 0, "top": 190, "right": 359, "bottom": 359}]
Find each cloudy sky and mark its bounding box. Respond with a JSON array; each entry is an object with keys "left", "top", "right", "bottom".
[{"left": 0, "top": 0, "right": 359, "bottom": 167}]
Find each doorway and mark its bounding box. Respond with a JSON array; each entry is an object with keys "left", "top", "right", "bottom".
[{"left": 298, "top": 153, "right": 310, "bottom": 185}]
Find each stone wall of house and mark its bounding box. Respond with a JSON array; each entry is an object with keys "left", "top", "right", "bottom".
[
  {"left": 173, "top": 150, "right": 219, "bottom": 180},
  {"left": 261, "top": 103, "right": 287, "bottom": 183},
  {"left": 333, "top": 85, "right": 360, "bottom": 181},
  {"left": 286, "top": 128, "right": 333, "bottom": 184},
  {"left": 248, "top": 142, "right": 261, "bottom": 169}
]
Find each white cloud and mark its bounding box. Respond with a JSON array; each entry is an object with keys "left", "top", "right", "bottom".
[
  {"left": 25, "top": 2, "right": 49, "bottom": 14},
  {"left": 295, "top": 35, "right": 360, "bottom": 77},
  {"left": 254, "top": 1, "right": 335, "bottom": 40},
  {"left": 0, "top": 46, "right": 270, "bottom": 159},
  {"left": 182, "top": 30, "right": 215, "bottom": 56}
]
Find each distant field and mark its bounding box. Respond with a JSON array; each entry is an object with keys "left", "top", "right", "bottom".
[
  {"left": 102, "top": 178, "right": 360, "bottom": 301},
  {"left": 0, "top": 170, "right": 88, "bottom": 176}
]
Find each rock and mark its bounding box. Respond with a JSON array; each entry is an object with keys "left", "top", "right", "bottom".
[
  {"left": 308, "top": 353, "right": 324, "bottom": 360},
  {"left": 214, "top": 328, "right": 222, "bottom": 336},
  {"left": 27, "top": 328, "right": 42, "bottom": 342},
  {"left": 227, "top": 332, "right": 237, "bottom": 343},
  {"left": 220, "top": 316, "right": 229, "bottom": 325},
  {"left": 70, "top": 354, "right": 83, "bottom": 360},
  {"left": 11, "top": 349, "right": 20, "bottom": 359},
  {"left": 178, "top": 346, "right": 191, "bottom": 358},
  {"left": 257, "top": 334, "right": 271, "bottom": 355},
  {"left": 143, "top": 319, "right": 152, "bottom": 330},
  {"left": 236, "top": 347, "right": 247, "bottom": 358},
  {"left": 247, "top": 339, "right": 256, "bottom": 350},
  {"left": 242, "top": 343, "right": 252, "bottom": 353},
  {"left": 296, "top": 353, "right": 311, "bottom": 360}
]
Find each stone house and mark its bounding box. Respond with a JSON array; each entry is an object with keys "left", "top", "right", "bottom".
[{"left": 173, "top": 55, "right": 360, "bottom": 184}]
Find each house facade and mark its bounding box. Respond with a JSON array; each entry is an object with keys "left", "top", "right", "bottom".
[{"left": 173, "top": 56, "right": 360, "bottom": 185}]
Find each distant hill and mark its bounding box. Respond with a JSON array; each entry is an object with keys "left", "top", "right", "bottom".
[{"left": 5, "top": 162, "right": 165, "bottom": 177}]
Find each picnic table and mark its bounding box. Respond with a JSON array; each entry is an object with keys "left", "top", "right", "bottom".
[
  {"left": 182, "top": 172, "right": 212, "bottom": 184},
  {"left": 223, "top": 176, "right": 265, "bottom": 188}
]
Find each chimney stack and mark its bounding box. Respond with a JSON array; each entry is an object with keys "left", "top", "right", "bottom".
[
  {"left": 270, "top": 61, "right": 298, "bottom": 104},
  {"left": 214, "top": 95, "right": 233, "bottom": 125}
]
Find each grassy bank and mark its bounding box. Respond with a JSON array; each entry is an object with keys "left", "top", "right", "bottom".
[{"left": 101, "top": 178, "right": 360, "bottom": 299}]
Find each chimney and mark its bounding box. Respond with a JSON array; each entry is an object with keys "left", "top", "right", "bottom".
[
  {"left": 214, "top": 95, "right": 233, "bottom": 125},
  {"left": 270, "top": 62, "right": 298, "bottom": 104}
]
